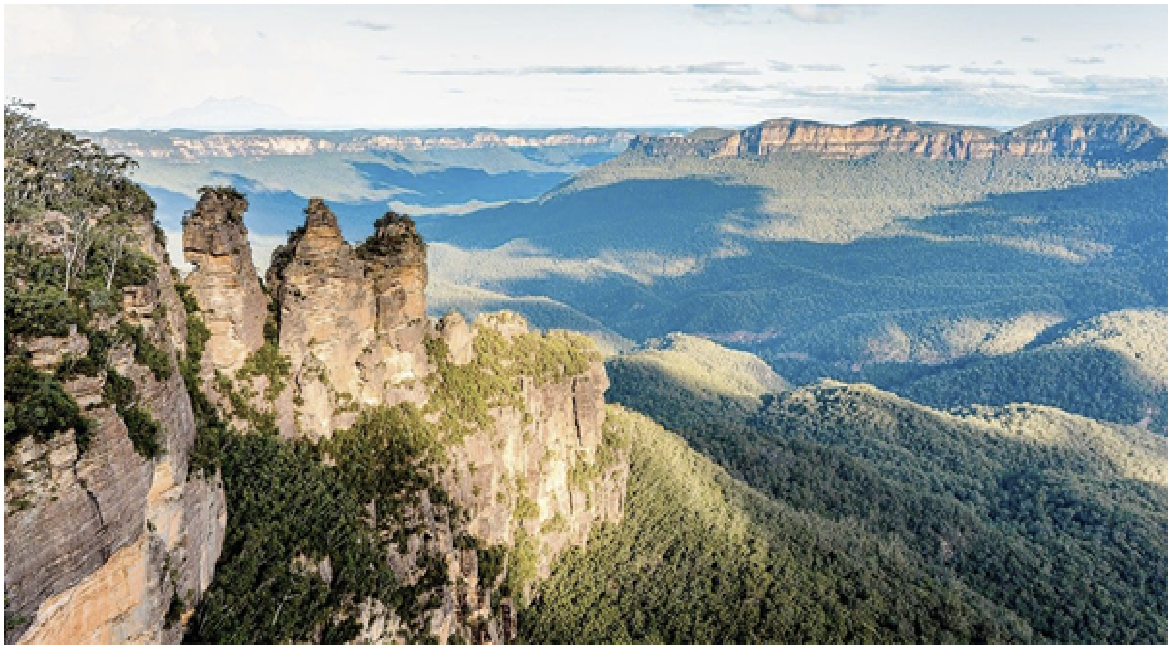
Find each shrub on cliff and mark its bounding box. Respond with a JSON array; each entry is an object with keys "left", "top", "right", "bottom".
[
  {"left": 187, "top": 406, "right": 464, "bottom": 643},
  {"left": 236, "top": 342, "right": 291, "bottom": 402},
  {"left": 355, "top": 211, "right": 424, "bottom": 261},
  {"left": 4, "top": 286, "right": 87, "bottom": 339},
  {"left": 4, "top": 358, "right": 91, "bottom": 453}
]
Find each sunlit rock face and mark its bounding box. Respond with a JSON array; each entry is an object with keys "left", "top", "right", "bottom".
[
  {"left": 6, "top": 205, "right": 226, "bottom": 646},
  {"left": 179, "top": 194, "right": 628, "bottom": 643},
  {"left": 354, "top": 332, "right": 626, "bottom": 644},
  {"left": 182, "top": 188, "right": 267, "bottom": 375},
  {"left": 631, "top": 114, "right": 1167, "bottom": 161},
  {"left": 260, "top": 200, "right": 433, "bottom": 434}
]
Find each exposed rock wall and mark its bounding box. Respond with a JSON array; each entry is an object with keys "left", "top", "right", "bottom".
[
  {"left": 5, "top": 210, "right": 226, "bottom": 644},
  {"left": 350, "top": 315, "right": 627, "bottom": 644},
  {"left": 87, "top": 130, "right": 637, "bottom": 159},
  {"left": 182, "top": 189, "right": 266, "bottom": 375},
  {"left": 184, "top": 197, "right": 628, "bottom": 643},
  {"left": 455, "top": 341, "right": 624, "bottom": 576},
  {"left": 257, "top": 201, "right": 435, "bottom": 435},
  {"left": 631, "top": 113, "right": 1167, "bottom": 161},
  {"left": 266, "top": 199, "right": 383, "bottom": 433}
]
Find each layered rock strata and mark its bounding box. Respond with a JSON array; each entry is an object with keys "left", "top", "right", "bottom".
[
  {"left": 181, "top": 197, "right": 628, "bottom": 643},
  {"left": 181, "top": 188, "right": 266, "bottom": 374},
  {"left": 631, "top": 113, "right": 1167, "bottom": 161},
  {"left": 5, "top": 210, "right": 226, "bottom": 645},
  {"left": 256, "top": 200, "right": 432, "bottom": 433}
]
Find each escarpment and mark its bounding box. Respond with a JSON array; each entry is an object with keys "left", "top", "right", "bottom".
[
  {"left": 6, "top": 112, "right": 625, "bottom": 645},
  {"left": 180, "top": 195, "right": 628, "bottom": 643},
  {"left": 631, "top": 113, "right": 1167, "bottom": 161},
  {"left": 5, "top": 197, "right": 226, "bottom": 643}
]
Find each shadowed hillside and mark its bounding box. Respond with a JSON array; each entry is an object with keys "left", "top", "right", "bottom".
[{"left": 598, "top": 338, "right": 1167, "bottom": 643}]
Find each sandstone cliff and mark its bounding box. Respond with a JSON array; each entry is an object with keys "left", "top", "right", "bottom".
[
  {"left": 344, "top": 333, "right": 628, "bottom": 642},
  {"left": 7, "top": 110, "right": 628, "bottom": 646},
  {"left": 5, "top": 206, "right": 226, "bottom": 644},
  {"left": 182, "top": 187, "right": 267, "bottom": 375},
  {"left": 631, "top": 113, "right": 1167, "bottom": 161},
  {"left": 252, "top": 199, "right": 432, "bottom": 433},
  {"left": 179, "top": 196, "right": 628, "bottom": 643}
]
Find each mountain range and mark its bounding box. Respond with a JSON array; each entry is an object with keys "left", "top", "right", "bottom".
[
  {"left": 88, "top": 113, "right": 1170, "bottom": 433},
  {"left": 5, "top": 108, "right": 1167, "bottom": 644}
]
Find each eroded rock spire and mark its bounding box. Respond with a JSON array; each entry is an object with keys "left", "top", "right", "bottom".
[{"left": 182, "top": 186, "right": 266, "bottom": 374}]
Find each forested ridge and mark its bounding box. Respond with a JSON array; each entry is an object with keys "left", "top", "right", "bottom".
[
  {"left": 4, "top": 101, "right": 178, "bottom": 460},
  {"left": 5, "top": 105, "right": 1168, "bottom": 645},
  {"left": 521, "top": 406, "right": 1035, "bottom": 644},
  {"left": 599, "top": 347, "right": 1167, "bottom": 644},
  {"left": 424, "top": 133, "right": 1166, "bottom": 421}
]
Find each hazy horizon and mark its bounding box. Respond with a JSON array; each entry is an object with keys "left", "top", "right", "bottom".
[
  {"left": 72, "top": 114, "right": 1145, "bottom": 135},
  {"left": 6, "top": 4, "right": 1167, "bottom": 131}
]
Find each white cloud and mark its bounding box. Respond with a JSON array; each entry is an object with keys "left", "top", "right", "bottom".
[
  {"left": 5, "top": 5, "right": 1168, "bottom": 130},
  {"left": 959, "top": 66, "right": 1016, "bottom": 76},
  {"left": 345, "top": 19, "right": 394, "bottom": 32},
  {"left": 780, "top": 4, "right": 859, "bottom": 24}
]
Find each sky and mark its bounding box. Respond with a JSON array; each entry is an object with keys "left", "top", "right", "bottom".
[{"left": 3, "top": 3, "right": 1169, "bottom": 131}]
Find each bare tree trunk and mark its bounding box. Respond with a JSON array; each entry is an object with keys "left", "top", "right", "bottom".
[
  {"left": 105, "top": 234, "right": 125, "bottom": 291},
  {"left": 62, "top": 211, "right": 92, "bottom": 294}
]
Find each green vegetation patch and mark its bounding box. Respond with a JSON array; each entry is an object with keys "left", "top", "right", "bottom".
[
  {"left": 236, "top": 342, "right": 291, "bottom": 402},
  {"left": 188, "top": 406, "right": 463, "bottom": 644},
  {"left": 176, "top": 284, "right": 230, "bottom": 478},
  {"left": 320, "top": 404, "right": 449, "bottom": 533},
  {"left": 424, "top": 323, "right": 599, "bottom": 441},
  {"left": 5, "top": 286, "right": 88, "bottom": 339},
  {"left": 117, "top": 322, "right": 173, "bottom": 382},
  {"left": 521, "top": 406, "right": 1033, "bottom": 644},
  {"left": 103, "top": 369, "right": 162, "bottom": 459},
  {"left": 185, "top": 430, "right": 404, "bottom": 644},
  {"left": 600, "top": 346, "right": 1168, "bottom": 645},
  {"left": 4, "top": 358, "right": 92, "bottom": 455}
]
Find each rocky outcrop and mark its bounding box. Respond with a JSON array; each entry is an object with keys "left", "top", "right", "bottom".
[
  {"left": 182, "top": 188, "right": 266, "bottom": 374},
  {"left": 184, "top": 196, "right": 628, "bottom": 643},
  {"left": 1006, "top": 114, "right": 1168, "bottom": 160},
  {"left": 265, "top": 199, "right": 382, "bottom": 433},
  {"left": 454, "top": 341, "right": 623, "bottom": 576},
  {"left": 631, "top": 114, "right": 1167, "bottom": 161},
  {"left": 348, "top": 314, "right": 627, "bottom": 644},
  {"left": 5, "top": 209, "right": 226, "bottom": 644},
  {"left": 260, "top": 201, "right": 433, "bottom": 434}
]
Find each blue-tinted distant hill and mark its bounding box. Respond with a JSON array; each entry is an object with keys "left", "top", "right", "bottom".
[
  {"left": 422, "top": 114, "right": 1167, "bottom": 429},
  {"left": 85, "top": 126, "right": 675, "bottom": 257}
]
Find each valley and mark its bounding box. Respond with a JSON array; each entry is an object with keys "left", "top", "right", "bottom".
[
  {"left": 5, "top": 107, "right": 1167, "bottom": 645},
  {"left": 7, "top": 3, "right": 1168, "bottom": 645},
  {"left": 114, "top": 115, "right": 1168, "bottom": 432}
]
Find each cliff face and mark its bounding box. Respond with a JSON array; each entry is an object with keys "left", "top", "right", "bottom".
[
  {"left": 631, "top": 114, "right": 1167, "bottom": 161},
  {"left": 181, "top": 196, "right": 628, "bottom": 643},
  {"left": 252, "top": 200, "right": 432, "bottom": 433},
  {"left": 5, "top": 209, "right": 226, "bottom": 644},
  {"left": 358, "top": 327, "right": 627, "bottom": 643}
]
